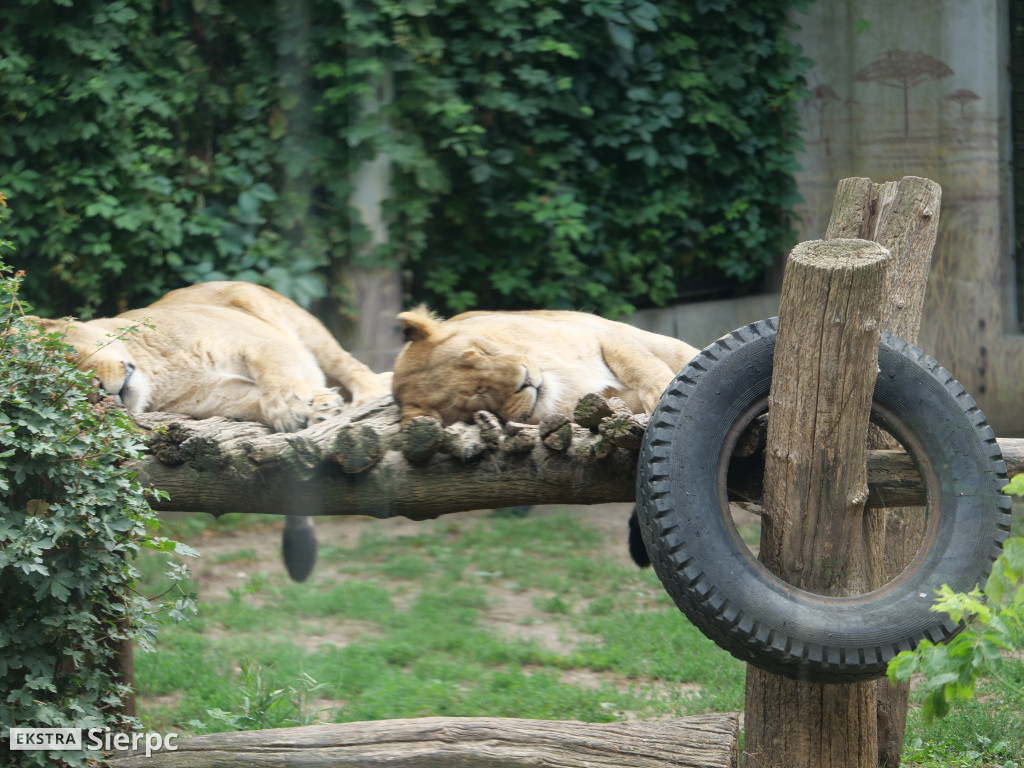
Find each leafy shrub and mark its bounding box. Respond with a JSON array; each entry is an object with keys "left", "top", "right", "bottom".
[
  {"left": 0, "top": 0, "right": 342, "bottom": 317},
  {"left": 1, "top": 0, "right": 810, "bottom": 320},
  {"left": 888, "top": 475, "right": 1024, "bottom": 740},
  {"left": 0, "top": 208, "right": 196, "bottom": 766}
]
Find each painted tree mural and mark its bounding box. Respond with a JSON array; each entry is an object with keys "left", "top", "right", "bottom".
[
  {"left": 807, "top": 84, "right": 841, "bottom": 140},
  {"left": 946, "top": 88, "right": 981, "bottom": 117},
  {"left": 855, "top": 50, "right": 954, "bottom": 137}
]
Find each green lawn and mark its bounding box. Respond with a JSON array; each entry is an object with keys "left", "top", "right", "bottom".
[{"left": 133, "top": 504, "right": 1023, "bottom": 767}]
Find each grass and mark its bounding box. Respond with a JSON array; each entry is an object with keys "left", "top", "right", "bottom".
[
  {"left": 133, "top": 504, "right": 1024, "bottom": 767},
  {"left": 134, "top": 507, "right": 747, "bottom": 734},
  {"left": 902, "top": 666, "right": 1024, "bottom": 767}
]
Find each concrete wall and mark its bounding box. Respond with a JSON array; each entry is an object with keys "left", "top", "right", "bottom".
[
  {"left": 788, "top": 0, "right": 1022, "bottom": 435},
  {"left": 630, "top": 293, "right": 780, "bottom": 350}
]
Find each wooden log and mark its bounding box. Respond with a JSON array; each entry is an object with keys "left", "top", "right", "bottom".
[
  {"left": 132, "top": 404, "right": 641, "bottom": 521},
  {"left": 824, "top": 175, "right": 941, "bottom": 768},
  {"left": 129, "top": 405, "right": 1024, "bottom": 521},
  {"left": 107, "top": 714, "right": 740, "bottom": 768},
  {"left": 743, "top": 237, "right": 891, "bottom": 768}
]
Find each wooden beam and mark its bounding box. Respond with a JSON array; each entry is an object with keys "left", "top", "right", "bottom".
[
  {"left": 107, "top": 713, "right": 740, "bottom": 768},
  {"left": 825, "top": 175, "right": 942, "bottom": 768},
  {"left": 131, "top": 405, "right": 1022, "bottom": 520}
]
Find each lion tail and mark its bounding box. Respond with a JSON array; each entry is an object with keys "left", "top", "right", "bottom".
[
  {"left": 627, "top": 507, "right": 651, "bottom": 568},
  {"left": 282, "top": 516, "right": 318, "bottom": 582}
]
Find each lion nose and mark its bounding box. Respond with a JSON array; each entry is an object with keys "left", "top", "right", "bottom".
[
  {"left": 118, "top": 361, "right": 135, "bottom": 401},
  {"left": 515, "top": 366, "right": 541, "bottom": 393},
  {"left": 93, "top": 361, "right": 134, "bottom": 405}
]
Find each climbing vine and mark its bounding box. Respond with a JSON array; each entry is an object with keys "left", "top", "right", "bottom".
[
  {"left": 0, "top": 209, "right": 197, "bottom": 767},
  {"left": 1, "top": 0, "right": 811, "bottom": 319}
]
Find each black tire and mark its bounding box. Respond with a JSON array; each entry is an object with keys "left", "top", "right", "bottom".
[{"left": 635, "top": 318, "right": 1011, "bottom": 683}]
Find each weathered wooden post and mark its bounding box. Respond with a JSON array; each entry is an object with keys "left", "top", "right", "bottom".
[
  {"left": 743, "top": 236, "right": 891, "bottom": 768},
  {"left": 824, "top": 176, "right": 941, "bottom": 766},
  {"left": 744, "top": 176, "right": 941, "bottom": 768}
]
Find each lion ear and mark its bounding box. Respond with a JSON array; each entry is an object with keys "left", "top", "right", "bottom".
[
  {"left": 20, "top": 316, "right": 66, "bottom": 335},
  {"left": 398, "top": 305, "right": 441, "bottom": 343}
]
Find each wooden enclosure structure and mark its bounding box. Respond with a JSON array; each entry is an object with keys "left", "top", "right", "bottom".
[{"left": 109, "top": 177, "right": 1017, "bottom": 767}]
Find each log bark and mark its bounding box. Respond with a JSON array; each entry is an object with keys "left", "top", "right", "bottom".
[
  {"left": 107, "top": 714, "right": 740, "bottom": 768},
  {"left": 824, "top": 175, "right": 941, "bottom": 768},
  {"left": 130, "top": 400, "right": 640, "bottom": 521},
  {"left": 128, "top": 406, "right": 1023, "bottom": 520},
  {"left": 743, "top": 238, "right": 891, "bottom": 768}
]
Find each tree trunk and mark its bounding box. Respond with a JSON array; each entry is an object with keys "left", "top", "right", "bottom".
[
  {"left": 743, "top": 237, "right": 891, "bottom": 768},
  {"left": 823, "top": 175, "right": 942, "bottom": 767},
  {"left": 107, "top": 713, "right": 740, "bottom": 768}
]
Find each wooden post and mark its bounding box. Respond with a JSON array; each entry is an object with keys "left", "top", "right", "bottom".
[
  {"left": 334, "top": 62, "right": 404, "bottom": 373},
  {"left": 743, "top": 237, "right": 891, "bottom": 768},
  {"left": 822, "top": 176, "right": 942, "bottom": 767}
]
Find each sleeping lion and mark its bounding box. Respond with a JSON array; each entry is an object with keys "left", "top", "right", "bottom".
[
  {"left": 29, "top": 281, "right": 391, "bottom": 582},
  {"left": 391, "top": 306, "right": 700, "bottom": 567},
  {"left": 392, "top": 306, "right": 700, "bottom": 426}
]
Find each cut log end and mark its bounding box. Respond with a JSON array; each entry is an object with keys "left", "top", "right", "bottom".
[{"left": 400, "top": 415, "right": 444, "bottom": 463}]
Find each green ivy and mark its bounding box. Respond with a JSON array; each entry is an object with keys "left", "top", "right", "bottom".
[
  {"left": 1, "top": 0, "right": 361, "bottom": 317},
  {"left": 390, "top": 0, "right": 812, "bottom": 315},
  {"left": 1, "top": 0, "right": 811, "bottom": 320},
  {"left": 0, "top": 229, "right": 197, "bottom": 766}
]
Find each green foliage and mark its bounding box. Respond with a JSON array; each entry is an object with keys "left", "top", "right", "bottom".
[
  {"left": 392, "top": 0, "right": 811, "bottom": 315},
  {"left": 1, "top": 0, "right": 355, "bottom": 317},
  {"left": 0, "top": 234, "right": 197, "bottom": 765},
  {"left": 2, "top": 0, "right": 810, "bottom": 320},
  {"left": 901, "top": 692, "right": 1024, "bottom": 768},
  {"left": 187, "top": 662, "right": 328, "bottom": 733},
  {"left": 888, "top": 476, "right": 1024, "bottom": 743}
]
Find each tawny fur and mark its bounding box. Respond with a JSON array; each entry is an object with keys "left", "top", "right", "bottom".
[
  {"left": 30, "top": 281, "right": 390, "bottom": 433},
  {"left": 392, "top": 306, "right": 700, "bottom": 426},
  {"left": 28, "top": 281, "right": 392, "bottom": 583}
]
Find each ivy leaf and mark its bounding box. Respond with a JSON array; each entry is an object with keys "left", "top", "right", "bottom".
[
  {"left": 626, "top": 2, "right": 661, "bottom": 32},
  {"left": 606, "top": 21, "right": 634, "bottom": 52},
  {"left": 173, "top": 541, "right": 201, "bottom": 558},
  {"left": 48, "top": 574, "right": 72, "bottom": 602}
]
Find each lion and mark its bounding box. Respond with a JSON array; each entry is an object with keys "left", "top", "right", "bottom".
[
  {"left": 392, "top": 306, "right": 700, "bottom": 426},
  {"left": 29, "top": 281, "right": 391, "bottom": 582},
  {"left": 391, "top": 306, "right": 700, "bottom": 568}
]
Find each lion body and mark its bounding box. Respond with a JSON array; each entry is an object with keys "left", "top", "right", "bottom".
[
  {"left": 33, "top": 281, "right": 389, "bottom": 433},
  {"left": 392, "top": 307, "right": 700, "bottom": 425},
  {"left": 30, "top": 281, "right": 391, "bottom": 582}
]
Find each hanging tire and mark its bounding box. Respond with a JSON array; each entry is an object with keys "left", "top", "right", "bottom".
[{"left": 634, "top": 317, "right": 1012, "bottom": 683}]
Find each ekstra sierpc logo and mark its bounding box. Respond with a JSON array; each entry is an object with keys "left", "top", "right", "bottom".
[
  {"left": 9, "top": 729, "right": 82, "bottom": 751},
  {"left": 8, "top": 727, "right": 179, "bottom": 757}
]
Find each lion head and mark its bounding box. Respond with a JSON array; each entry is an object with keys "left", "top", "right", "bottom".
[
  {"left": 26, "top": 316, "right": 152, "bottom": 412},
  {"left": 392, "top": 306, "right": 549, "bottom": 425},
  {"left": 392, "top": 306, "right": 700, "bottom": 429}
]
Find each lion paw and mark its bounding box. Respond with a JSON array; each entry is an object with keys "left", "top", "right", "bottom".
[{"left": 308, "top": 389, "right": 345, "bottom": 425}]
